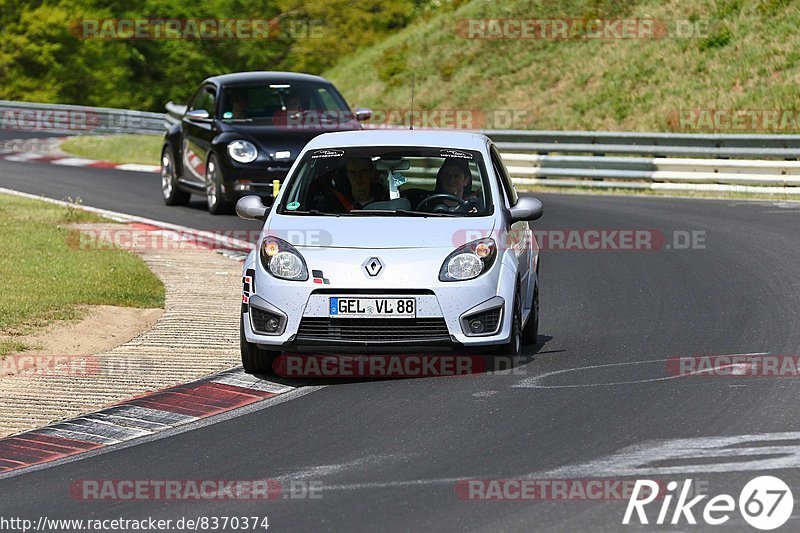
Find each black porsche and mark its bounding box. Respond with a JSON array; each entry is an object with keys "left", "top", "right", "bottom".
[{"left": 161, "top": 71, "right": 370, "bottom": 214}]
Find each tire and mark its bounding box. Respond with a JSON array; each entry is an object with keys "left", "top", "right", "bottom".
[
  {"left": 161, "top": 146, "right": 190, "bottom": 206},
  {"left": 206, "top": 154, "right": 233, "bottom": 215},
  {"left": 496, "top": 288, "right": 522, "bottom": 358},
  {"left": 522, "top": 284, "right": 539, "bottom": 345},
  {"left": 240, "top": 314, "right": 279, "bottom": 375}
]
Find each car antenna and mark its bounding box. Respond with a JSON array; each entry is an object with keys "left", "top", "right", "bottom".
[{"left": 409, "top": 74, "right": 415, "bottom": 131}]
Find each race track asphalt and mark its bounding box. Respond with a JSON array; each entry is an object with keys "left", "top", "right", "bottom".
[{"left": 1, "top": 155, "right": 799, "bottom": 531}]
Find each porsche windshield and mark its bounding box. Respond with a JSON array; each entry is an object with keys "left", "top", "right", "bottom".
[{"left": 278, "top": 147, "right": 493, "bottom": 217}]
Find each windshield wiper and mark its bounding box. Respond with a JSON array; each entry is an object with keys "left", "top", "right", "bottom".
[
  {"left": 222, "top": 118, "right": 253, "bottom": 123},
  {"left": 348, "top": 209, "right": 458, "bottom": 217},
  {"left": 286, "top": 209, "right": 348, "bottom": 216}
]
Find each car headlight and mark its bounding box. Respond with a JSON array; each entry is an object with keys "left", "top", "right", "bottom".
[
  {"left": 228, "top": 140, "right": 258, "bottom": 163},
  {"left": 439, "top": 238, "right": 497, "bottom": 282},
  {"left": 260, "top": 236, "right": 309, "bottom": 281}
]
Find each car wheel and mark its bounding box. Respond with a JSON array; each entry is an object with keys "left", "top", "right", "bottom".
[
  {"left": 522, "top": 284, "right": 539, "bottom": 345},
  {"left": 240, "top": 315, "right": 279, "bottom": 375},
  {"left": 206, "top": 154, "right": 233, "bottom": 215},
  {"left": 161, "top": 147, "right": 190, "bottom": 206}
]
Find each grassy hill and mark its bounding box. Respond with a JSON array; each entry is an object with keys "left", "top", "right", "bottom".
[{"left": 324, "top": 0, "right": 800, "bottom": 132}]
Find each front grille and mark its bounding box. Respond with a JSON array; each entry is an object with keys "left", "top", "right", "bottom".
[{"left": 297, "top": 317, "right": 450, "bottom": 343}]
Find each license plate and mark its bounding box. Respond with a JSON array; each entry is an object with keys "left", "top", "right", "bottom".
[{"left": 329, "top": 297, "right": 416, "bottom": 318}]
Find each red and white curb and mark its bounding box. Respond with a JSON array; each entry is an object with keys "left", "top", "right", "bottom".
[
  {"left": 0, "top": 369, "right": 293, "bottom": 474},
  {"left": 1, "top": 151, "right": 160, "bottom": 173},
  {"left": 0, "top": 188, "right": 272, "bottom": 474}
]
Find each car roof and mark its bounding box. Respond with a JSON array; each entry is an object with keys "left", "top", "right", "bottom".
[
  {"left": 305, "top": 130, "right": 491, "bottom": 151},
  {"left": 203, "top": 71, "right": 332, "bottom": 87}
]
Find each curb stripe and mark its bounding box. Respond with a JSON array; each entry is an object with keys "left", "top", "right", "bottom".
[
  {"left": 13, "top": 433, "right": 100, "bottom": 451},
  {"left": 208, "top": 381, "right": 276, "bottom": 398},
  {"left": 101, "top": 405, "right": 197, "bottom": 426},
  {"left": 0, "top": 434, "right": 102, "bottom": 473},
  {"left": 0, "top": 369, "right": 294, "bottom": 474},
  {"left": 2, "top": 151, "right": 160, "bottom": 173}
]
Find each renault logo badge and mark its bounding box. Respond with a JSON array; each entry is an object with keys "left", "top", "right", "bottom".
[{"left": 363, "top": 257, "right": 383, "bottom": 277}]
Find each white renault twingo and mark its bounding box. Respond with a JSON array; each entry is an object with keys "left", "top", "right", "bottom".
[{"left": 236, "top": 130, "right": 542, "bottom": 374}]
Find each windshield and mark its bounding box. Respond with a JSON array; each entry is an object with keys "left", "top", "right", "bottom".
[
  {"left": 277, "top": 147, "right": 493, "bottom": 217},
  {"left": 219, "top": 82, "right": 352, "bottom": 126}
]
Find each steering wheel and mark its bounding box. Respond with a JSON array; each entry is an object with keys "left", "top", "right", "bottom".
[{"left": 416, "top": 193, "right": 469, "bottom": 213}]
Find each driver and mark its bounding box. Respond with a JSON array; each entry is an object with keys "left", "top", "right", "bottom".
[
  {"left": 273, "top": 93, "right": 305, "bottom": 127},
  {"left": 433, "top": 159, "right": 483, "bottom": 212}
]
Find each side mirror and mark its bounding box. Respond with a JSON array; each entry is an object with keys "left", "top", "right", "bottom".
[
  {"left": 185, "top": 109, "right": 211, "bottom": 121},
  {"left": 509, "top": 197, "right": 543, "bottom": 222},
  {"left": 236, "top": 195, "right": 269, "bottom": 221},
  {"left": 354, "top": 107, "right": 372, "bottom": 121}
]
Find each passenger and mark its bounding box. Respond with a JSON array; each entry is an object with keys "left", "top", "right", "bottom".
[
  {"left": 343, "top": 157, "right": 388, "bottom": 208},
  {"left": 229, "top": 89, "right": 249, "bottom": 119},
  {"left": 307, "top": 158, "right": 387, "bottom": 213}
]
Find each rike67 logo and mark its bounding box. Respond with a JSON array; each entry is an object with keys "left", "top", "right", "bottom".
[{"left": 623, "top": 476, "right": 793, "bottom": 530}]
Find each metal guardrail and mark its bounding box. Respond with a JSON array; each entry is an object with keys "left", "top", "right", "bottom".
[
  {"left": 485, "top": 129, "right": 800, "bottom": 152},
  {"left": 0, "top": 100, "right": 167, "bottom": 135},
  {"left": 3, "top": 100, "right": 800, "bottom": 193},
  {"left": 482, "top": 130, "right": 800, "bottom": 193},
  {"left": 164, "top": 101, "right": 186, "bottom": 126}
]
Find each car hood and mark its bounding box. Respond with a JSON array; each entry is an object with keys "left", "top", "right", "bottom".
[{"left": 264, "top": 214, "right": 496, "bottom": 250}]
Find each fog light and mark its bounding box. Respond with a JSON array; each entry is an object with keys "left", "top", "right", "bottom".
[
  {"left": 233, "top": 182, "right": 253, "bottom": 192},
  {"left": 469, "top": 319, "right": 485, "bottom": 334},
  {"left": 265, "top": 317, "right": 280, "bottom": 333}
]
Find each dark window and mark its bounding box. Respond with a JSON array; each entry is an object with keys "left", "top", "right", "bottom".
[
  {"left": 188, "top": 86, "right": 216, "bottom": 118},
  {"left": 219, "top": 82, "right": 351, "bottom": 124},
  {"left": 490, "top": 145, "right": 518, "bottom": 206}
]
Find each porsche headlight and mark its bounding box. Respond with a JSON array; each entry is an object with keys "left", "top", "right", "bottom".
[
  {"left": 439, "top": 238, "right": 497, "bottom": 282},
  {"left": 228, "top": 140, "right": 258, "bottom": 163},
  {"left": 260, "top": 236, "right": 308, "bottom": 281}
]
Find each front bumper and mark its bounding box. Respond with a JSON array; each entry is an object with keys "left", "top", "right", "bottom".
[
  {"left": 220, "top": 164, "right": 292, "bottom": 200},
  {"left": 242, "top": 265, "right": 517, "bottom": 353}
]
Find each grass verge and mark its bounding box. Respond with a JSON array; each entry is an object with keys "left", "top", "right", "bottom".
[
  {"left": 60, "top": 134, "right": 162, "bottom": 165},
  {"left": 0, "top": 193, "right": 165, "bottom": 356},
  {"left": 324, "top": 0, "right": 800, "bottom": 132}
]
